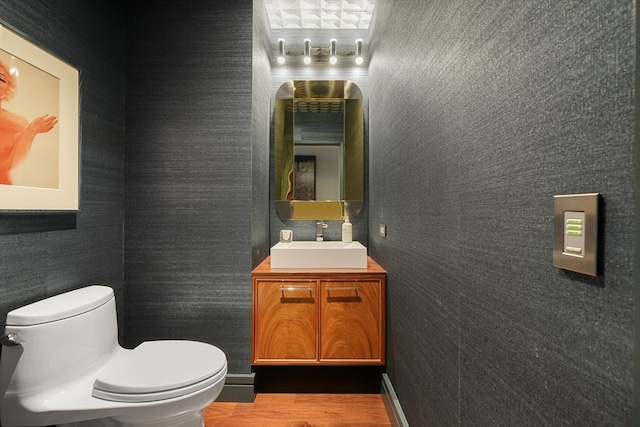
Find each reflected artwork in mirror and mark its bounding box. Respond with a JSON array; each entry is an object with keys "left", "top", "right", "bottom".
[{"left": 274, "top": 80, "right": 363, "bottom": 220}]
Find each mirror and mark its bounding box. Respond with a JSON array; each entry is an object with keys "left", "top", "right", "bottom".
[{"left": 274, "top": 80, "right": 363, "bottom": 220}]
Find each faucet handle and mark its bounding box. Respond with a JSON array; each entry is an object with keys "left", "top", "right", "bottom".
[{"left": 316, "top": 220, "right": 328, "bottom": 241}]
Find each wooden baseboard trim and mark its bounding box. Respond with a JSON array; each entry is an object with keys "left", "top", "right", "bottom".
[
  {"left": 216, "top": 373, "right": 256, "bottom": 402},
  {"left": 381, "top": 373, "right": 409, "bottom": 427}
]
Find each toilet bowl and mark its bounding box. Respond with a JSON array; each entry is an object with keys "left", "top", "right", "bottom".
[{"left": 0, "top": 285, "right": 227, "bottom": 427}]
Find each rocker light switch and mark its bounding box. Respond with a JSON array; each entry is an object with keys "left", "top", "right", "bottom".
[{"left": 553, "top": 193, "right": 599, "bottom": 276}]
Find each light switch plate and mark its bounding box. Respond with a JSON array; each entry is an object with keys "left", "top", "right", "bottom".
[{"left": 553, "top": 193, "right": 599, "bottom": 276}]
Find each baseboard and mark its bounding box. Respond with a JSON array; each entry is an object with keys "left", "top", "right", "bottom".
[
  {"left": 381, "top": 373, "right": 409, "bottom": 427},
  {"left": 253, "top": 366, "right": 382, "bottom": 393},
  {"left": 216, "top": 373, "right": 256, "bottom": 402}
]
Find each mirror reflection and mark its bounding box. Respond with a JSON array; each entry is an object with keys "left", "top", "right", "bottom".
[{"left": 274, "top": 80, "right": 363, "bottom": 220}]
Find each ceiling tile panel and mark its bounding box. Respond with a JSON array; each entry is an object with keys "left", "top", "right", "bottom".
[{"left": 265, "top": 0, "right": 375, "bottom": 29}]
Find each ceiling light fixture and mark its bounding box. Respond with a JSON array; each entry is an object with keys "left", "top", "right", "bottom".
[
  {"left": 277, "top": 38, "right": 286, "bottom": 64},
  {"left": 355, "top": 39, "right": 363, "bottom": 65},
  {"left": 303, "top": 38, "right": 312, "bottom": 65},
  {"left": 329, "top": 38, "right": 337, "bottom": 65}
]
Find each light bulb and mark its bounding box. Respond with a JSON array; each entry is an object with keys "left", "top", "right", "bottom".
[
  {"left": 355, "top": 38, "right": 363, "bottom": 65},
  {"left": 304, "top": 38, "right": 311, "bottom": 65},
  {"left": 277, "top": 38, "right": 286, "bottom": 64},
  {"left": 329, "top": 38, "right": 337, "bottom": 65}
]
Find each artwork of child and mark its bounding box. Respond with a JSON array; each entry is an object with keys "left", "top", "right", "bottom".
[{"left": 0, "top": 58, "right": 58, "bottom": 187}]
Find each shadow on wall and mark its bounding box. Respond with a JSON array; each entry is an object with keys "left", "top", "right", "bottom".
[{"left": 0, "top": 214, "right": 77, "bottom": 235}]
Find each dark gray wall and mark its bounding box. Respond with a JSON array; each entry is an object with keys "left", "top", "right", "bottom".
[
  {"left": 369, "top": 0, "right": 634, "bottom": 425},
  {"left": 251, "top": 0, "right": 272, "bottom": 268},
  {"left": 124, "top": 0, "right": 267, "bottom": 374},
  {"left": 0, "top": 1, "right": 126, "bottom": 333}
]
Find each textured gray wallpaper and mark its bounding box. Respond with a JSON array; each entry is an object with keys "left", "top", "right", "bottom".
[
  {"left": 369, "top": 0, "right": 634, "bottom": 425},
  {"left": 252, "top": 0, "right": 272, "bottom": 267},
  {"left": 0, "top": 1, "right": 126, "bottom": 334},
  {"left": 124, "top": 0, "right": 258, "bottom": 373}
]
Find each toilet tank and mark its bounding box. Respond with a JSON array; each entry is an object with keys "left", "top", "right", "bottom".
[{"left": 0, "top": 285, "right": 120, "bottom": 397}]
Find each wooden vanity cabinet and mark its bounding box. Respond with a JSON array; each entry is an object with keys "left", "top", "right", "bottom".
[
  {"left": 254, "top": 279, "right": 318, "bottom": 362},
  {"left": 252, "top": 257, "right": 386, "bottom": 366}
]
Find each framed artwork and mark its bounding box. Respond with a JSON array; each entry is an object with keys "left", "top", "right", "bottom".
[
  {"left": 0, "top": 24, "right": 79, "bottom": 212},
  {"left": 294, "top": 155, "right": 316, "bottom": 200}
]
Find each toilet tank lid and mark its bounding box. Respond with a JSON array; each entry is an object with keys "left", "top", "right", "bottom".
[{"left": 6, "top": 285, "right": 114, "bottom": 326}]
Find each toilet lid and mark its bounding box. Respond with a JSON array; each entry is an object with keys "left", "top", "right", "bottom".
[{"left": 93, "top": 340, "right": 226, "bottom": 403}]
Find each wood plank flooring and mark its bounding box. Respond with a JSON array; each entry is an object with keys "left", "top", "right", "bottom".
[{"left": 204, "top": 393, "right": 392, "bottom": 427}]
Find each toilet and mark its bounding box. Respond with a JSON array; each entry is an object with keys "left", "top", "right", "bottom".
[{"left": 0, "top": 285, "right": 227, "bottom": 427}]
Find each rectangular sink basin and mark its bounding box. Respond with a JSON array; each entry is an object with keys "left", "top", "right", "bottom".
[{"left": 270, "top": 241, "right": 367, "bottom": 269}]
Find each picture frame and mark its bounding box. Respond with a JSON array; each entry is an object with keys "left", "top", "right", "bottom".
[
  {"left": 0, "top": 24, "right": 79, "bottom": 212},
  {"left": 293, "top": 155, "right": 316, "bottom": 200}
]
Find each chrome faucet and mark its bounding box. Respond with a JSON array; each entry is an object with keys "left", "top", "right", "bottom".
[{"left": 316, "top": 220, "right": 328, "bottom": 241}]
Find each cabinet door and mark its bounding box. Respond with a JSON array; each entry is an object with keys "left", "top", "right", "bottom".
[
  {"left": 320, "top": 280, "right": 382, "bottom": 363},
  {"left": 254, "top": 280, "right": 317, "bottom": 362}
]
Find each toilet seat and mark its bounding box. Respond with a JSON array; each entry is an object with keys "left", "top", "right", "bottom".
[{"left": 92, "top": 340, "right": 227, "bottom": 403}]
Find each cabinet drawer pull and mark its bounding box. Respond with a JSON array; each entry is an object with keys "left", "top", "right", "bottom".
[
  {"left": 325, "top": 286, "right": 359, "bottom": 292},
  {"left": 279, "top": 286, "right": 313, "bottom": 292}
]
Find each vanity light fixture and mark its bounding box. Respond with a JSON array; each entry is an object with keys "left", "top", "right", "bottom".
[
  {"left": 277, "top": 38, "right": 286, "bottom": 64},
  {"left": 303, "top": 38, "right": 312, "bottom": 65},
  {"left": 355, "top": 39, "right": 363, "bottom": 65},
  {"left": 329, "top": 38, "right": 337, "bottom": 65},
  {"left": 276, "top": 38, "right": 367, "bottom": 66}
]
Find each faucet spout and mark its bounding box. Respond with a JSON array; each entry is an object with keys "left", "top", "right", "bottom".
[{"left": 316, "top": 220, "right": 328, "bottom": 241}]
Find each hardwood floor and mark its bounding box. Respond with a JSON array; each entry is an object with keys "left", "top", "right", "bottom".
[{"left": 204, "top": 393, "right": 392, "bottom": 427}]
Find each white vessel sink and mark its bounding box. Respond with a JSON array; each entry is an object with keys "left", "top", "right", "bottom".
[{"left": 270, "top": 241, "right": 367, "bottom": 269}]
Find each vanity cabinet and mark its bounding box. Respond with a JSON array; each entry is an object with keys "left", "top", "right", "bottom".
[{"left": 252, "top": 257, "right": 386, "bottom": 366}]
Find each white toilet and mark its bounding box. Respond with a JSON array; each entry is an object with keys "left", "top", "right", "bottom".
[{"left": 0, "top": 285, "right": 227, "bottom": 427}]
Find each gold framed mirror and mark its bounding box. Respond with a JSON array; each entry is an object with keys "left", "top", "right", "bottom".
[{"left": 274, "top": 80, "right": 363, "bottom": 220}]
